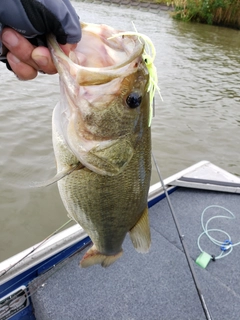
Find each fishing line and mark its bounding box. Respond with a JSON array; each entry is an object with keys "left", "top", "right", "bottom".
[
  {"left": 0, "top": 219, "right": 73, "bottom": 278},
  {"left": 196, "top": 205, "right": 240, "bottom": 267},
  {"left": 152, "top": 152, "right": 213, "bottom": 320},
  {"left": 0, "top": 220, "right": 91, "bottom": 311},
  {"left": 0, "top": 240, "right": 91, "bottom": 316}
]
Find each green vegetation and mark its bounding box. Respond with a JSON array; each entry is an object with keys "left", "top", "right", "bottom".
[
  {"left": 152, "top": 0, "right": 172, "bottom": 4},
  {"left": 172, "top": 0, "right": 240, "bottom": 28},
  {"left": 150, "top": 0, "right": 240, "bottom": 29}
]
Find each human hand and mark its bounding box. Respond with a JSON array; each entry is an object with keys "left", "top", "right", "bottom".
[
  {"left": 0, "top": 0, "right": 81, "bottom": 80},
  {"left": 2, "top": 29, "right": 77, "bottom": 80}
]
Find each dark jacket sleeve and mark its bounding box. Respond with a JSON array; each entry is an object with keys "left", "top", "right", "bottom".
[{"left": 0, "top": 0, "right": 81, "bottom": 56}]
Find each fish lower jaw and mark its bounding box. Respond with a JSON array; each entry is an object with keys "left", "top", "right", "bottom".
[{"left": 80, "top": 244, "right": 123, "bottom": 268}]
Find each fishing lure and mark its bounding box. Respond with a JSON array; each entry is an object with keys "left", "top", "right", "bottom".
[{"left": 108, "top": 28, "right": 162, "bottom": 127}]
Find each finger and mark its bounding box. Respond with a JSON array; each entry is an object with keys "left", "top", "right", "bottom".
[
  {"left": 31, "top": 43, "right": 78, "bottom": 74},
  {"left": 31, "top": 46, "right": 57, "bottom": 74},
  {"left": 60, "top": 43, "right": 77, "bottom": 56},
  {"left": 7, "top": 52, "right": 37, "bottom": 80},
  {"left": 2, "top": 28, "right": 39, "bottom": 70}
]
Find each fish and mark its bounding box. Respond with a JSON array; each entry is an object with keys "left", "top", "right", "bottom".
[{"left": 47, "top": 22, "right": 153, "bottom": 268}]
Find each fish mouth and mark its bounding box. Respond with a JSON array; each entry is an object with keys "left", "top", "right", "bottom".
[
  {"left": 49, "top": 23, "right": 148, "bottom": 176},
  {"left": 48, "top": 22, "right": 144, "bottom": 85}
]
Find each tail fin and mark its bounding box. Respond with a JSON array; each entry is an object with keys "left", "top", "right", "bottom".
[{"left": 80, "top": 245, "right": 123, "bottom": 268}]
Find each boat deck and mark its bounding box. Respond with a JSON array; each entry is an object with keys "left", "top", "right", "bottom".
[{"left": 30, "top": 187, "right": 240, "bottom": 320}]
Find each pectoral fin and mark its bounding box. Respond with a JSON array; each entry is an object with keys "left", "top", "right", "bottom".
[
  {"left": 30, "top": 163, "right": 83, "bottom": 188},
  {"left": 129, "top": 207, "right": 151, "bottom": 253}
]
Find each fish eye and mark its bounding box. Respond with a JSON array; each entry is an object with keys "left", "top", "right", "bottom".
[{"left": 126, "top": 92, "right": 142, "bottom": 109}]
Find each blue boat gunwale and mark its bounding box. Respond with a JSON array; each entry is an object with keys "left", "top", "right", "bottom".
[
  {"left": 2, "top": 160, "right": 240, "bottom": 319},
  {"left": 1, "top": 159, "right": 235, "bottom": 293},
  {"left": 0, "top": 185, "right": 176, "bottom": 296},
  {"left": 0, "top": 187, "right": 174, "bottom": 298},
  {"left": 2, "top": 160, "right": 240, "bottom": 289},
  {"left": 0, "top": 186, "right": 177, "bottom": 320}
]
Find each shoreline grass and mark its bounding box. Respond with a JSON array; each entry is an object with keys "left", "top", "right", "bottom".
[{"left": 140, "top": 0, "right": 240, "bottom": 29}]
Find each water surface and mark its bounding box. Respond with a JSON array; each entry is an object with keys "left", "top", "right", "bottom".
[{"left": 0, "top": 1, "right": 239, "bottom": 261}]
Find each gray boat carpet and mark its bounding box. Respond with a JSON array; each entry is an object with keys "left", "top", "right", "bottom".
[{"left": 30, "top": 188, "right": 240, "bottom": 320}]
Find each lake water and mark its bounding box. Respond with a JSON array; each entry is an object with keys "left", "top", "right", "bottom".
[{"left": 0, "top": 1, "right": 239, "bottom": 261}]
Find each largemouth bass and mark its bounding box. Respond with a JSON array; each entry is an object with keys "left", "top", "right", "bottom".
[{"left": 48, "top": 22, "right": 153, "bottom": 268}]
